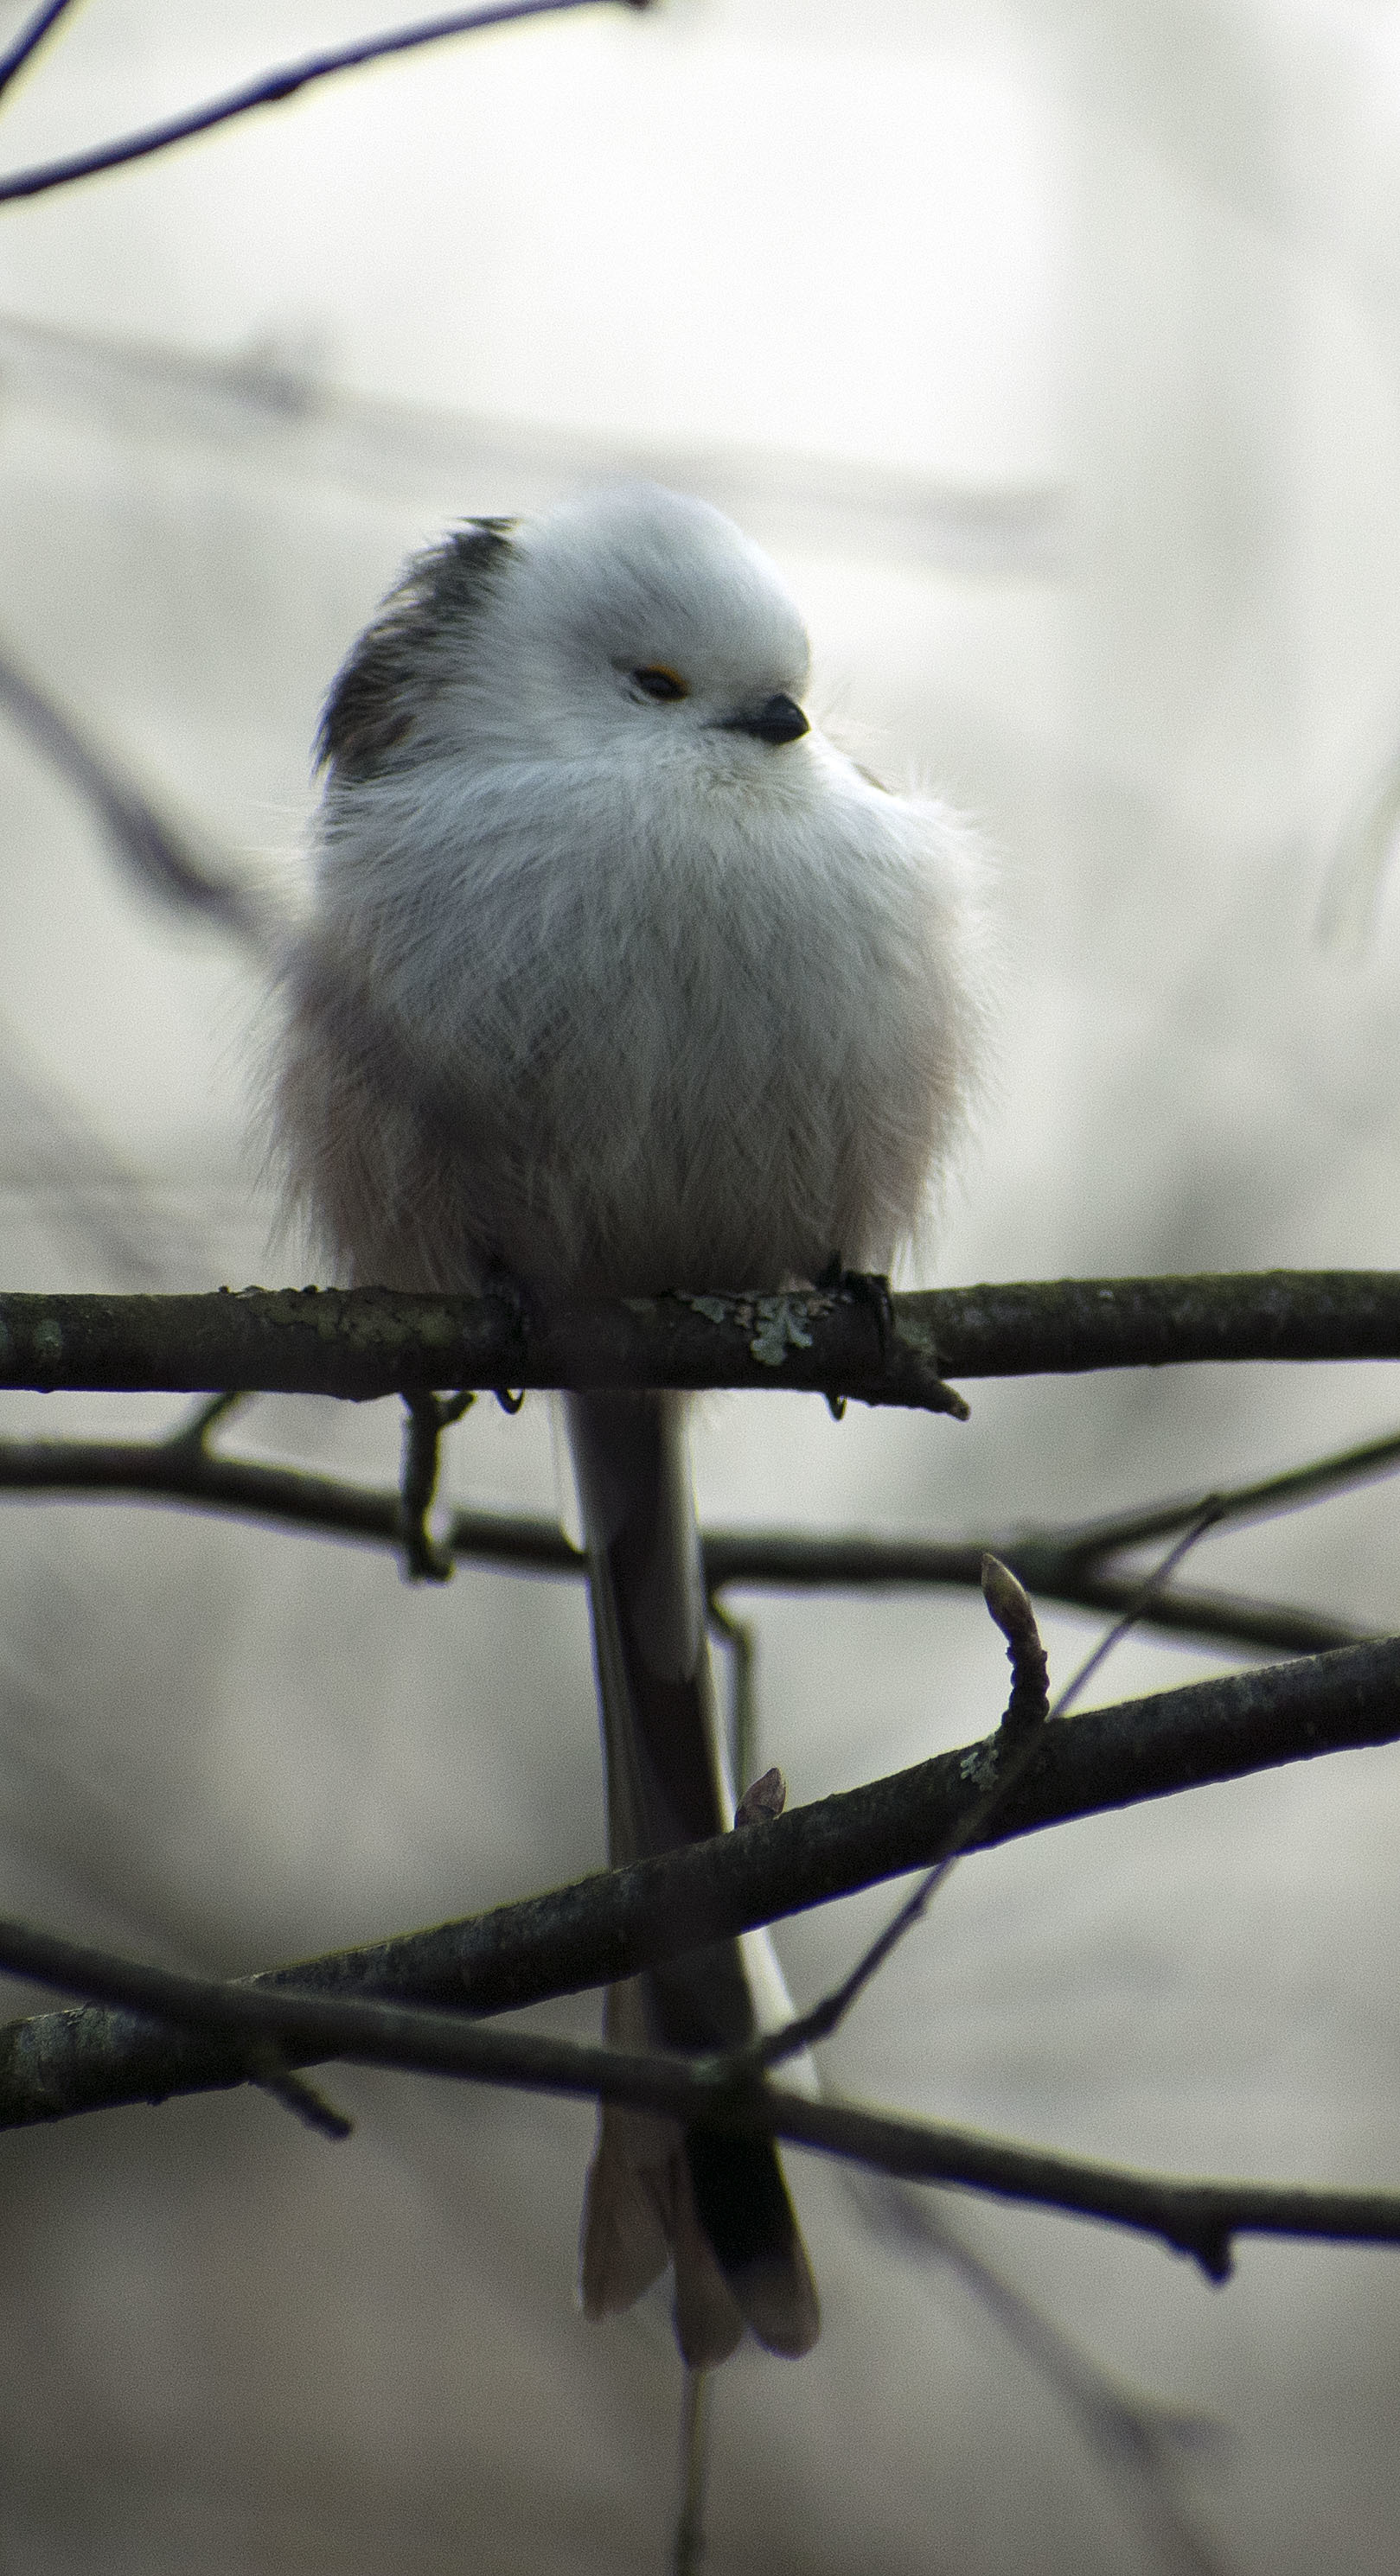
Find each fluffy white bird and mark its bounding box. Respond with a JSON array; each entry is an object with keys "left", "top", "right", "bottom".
[{"left": 272, "top": 484, "right": 990, "bottom": 2365}]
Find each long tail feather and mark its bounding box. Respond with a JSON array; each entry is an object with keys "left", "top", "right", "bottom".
[{"left": 567, "top": 1388, "right": 819, "bottom": 2362}]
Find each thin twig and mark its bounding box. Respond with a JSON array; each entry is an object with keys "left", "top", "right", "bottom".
[
  {"left": 0, "top": 645, "right": 267, "bottom": 947},
  {"left": 1047, "top": 1424, "right": 1400, "bottom": 1569},
  {"left": 397, "top": 1389, "right": 474, "bottom": 1582},
  {"left": 748, "top": 1559, "right": 1055, "bottom": 2070},
  {"left": 0, "top": 1, "right": 642, "bottom": 206},
  {"left": 167, "top": 1390, "right": 247, "bottom": 1451},
  {"left": 749, "top": 1518, "right": 1219, "bottom": 2081},
  {"left": 0, "top": 1425, "right": 1367, "bottom": 1660},
  {"left": 1049, "top": 1509, "right": 1224, "bottom": 1721},
  {"left": 855, "top": 2182, "right": 1231, "bottom": 2576},
  {"left": 253, "top": 2064, "right": 355, "bottom": 2141},
  {"left": 0, "top": 0, "right": 76, "bottom": 104}
]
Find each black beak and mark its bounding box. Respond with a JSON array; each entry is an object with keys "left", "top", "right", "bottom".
[{"left": 722, "top": 692, "right": 810, "bottom": 747}]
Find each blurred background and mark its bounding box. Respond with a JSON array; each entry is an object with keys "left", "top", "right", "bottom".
[{"left": 1, "top": 1, "right": 1399, "bottom": 2567}]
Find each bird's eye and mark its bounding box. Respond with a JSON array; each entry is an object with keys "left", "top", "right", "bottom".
[{"left": 630, "top": 666, "right": 688, "bottom": 703}]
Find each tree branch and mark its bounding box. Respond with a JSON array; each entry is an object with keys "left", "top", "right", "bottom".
[
  {"left": 0, "top": 1903, "right": 1393, "bottom": 2281},
  {"left": 1041, "top": 1424, "right": 1400, "bottom": 1564},
  {"left": 751, "top": 1557, "right": 1054, "bottom": 2072},
  {"left": 3, "top": 1631, "right": 1399, "bottom": 2132},
  {"left": 0, "top": 1419, "right": 1369, "bottom": 1661},
  {"left": 0, "top": 645, "right": 265, "bottom": 947},
  {"left": 0, "top": 2, "right": 642, "bottom": 207},
  {"left": 0, "top": 0, "right": 75, "bottom": 104},
  {"left": 3, "top": 1272, "right": 1400, "bottom": 1406}
]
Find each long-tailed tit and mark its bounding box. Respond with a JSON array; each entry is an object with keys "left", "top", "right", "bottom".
[{"left": 272, "top": 485, "right": 990, "bottom": 2365}]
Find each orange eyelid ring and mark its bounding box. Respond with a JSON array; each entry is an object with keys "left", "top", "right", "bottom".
[{"left": 630, "top": 665, "right": 689, "bottom": 703}]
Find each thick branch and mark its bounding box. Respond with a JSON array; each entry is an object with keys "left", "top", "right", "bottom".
[
  {"left": 4, "top": 1272, "right": 1400, "bottom": 1406},
  {"left": 3, "top": 1632, "right": 1399, "bottom": 2131}
]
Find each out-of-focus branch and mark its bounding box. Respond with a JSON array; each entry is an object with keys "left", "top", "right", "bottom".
[
  {"left": 0, "top": 645, "right": 266, "bottom": 947},
  {"left": 0, "top": 1901, "right": 1394, "bottom": 2281},
  {"left": 0, "top": 2, "right": 644, "bottom": 206},
  {"left": 3, "top": 1630, "right": 1400, "bottom": 2133},
  {"left": 0, "top": 307, "right": 1067, "bottom": 578},
  {"left": 0, "top": 1421, "right": 580, "bottom": 1563},
  {"left": 856, "top": 2181, "right": 1229, "bottom": 2576},
  {"left": 0, "top": 1011, "right": 216, "bottom": 1287},
  {"left": 1044, "top": 1424, "right": 1400, "bottom": 1564},
  {"left": 0, "top": 1396, "right": 1382, "bottom": 1660},
  {"left": 0, "top": 0, "right": 75, "bottom": 102}
]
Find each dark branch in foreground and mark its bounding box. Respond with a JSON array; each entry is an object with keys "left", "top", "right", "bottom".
[
  {"left": 3, "top": 1631, "right": 1400, "bottom": 2133},
  {"left": 0, "top": 1904, "right": 1393, "bottom": 2282},
  {"left": 0, "top": 2, "right": 636, "bottom": 206},
  {"left": 5, "top": 1272, "right": 1400, "bottom": 1408}
]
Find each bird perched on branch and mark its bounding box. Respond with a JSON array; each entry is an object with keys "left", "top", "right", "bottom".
[{"left": 272, "top": 483, "right": 991, "bottom": 2364}]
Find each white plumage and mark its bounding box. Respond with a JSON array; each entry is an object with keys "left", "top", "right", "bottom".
[{"left": 272, "top": 483, "right": 992, "bottom": 2364}]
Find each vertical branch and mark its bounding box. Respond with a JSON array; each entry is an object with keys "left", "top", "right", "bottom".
[{"left": 398, "top": 1390, "right": 475, "bottom": 1582}]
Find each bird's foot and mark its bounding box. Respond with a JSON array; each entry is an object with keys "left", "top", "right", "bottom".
[
  {"left": 480, "top": 1259, "right": 534, "bottom": 1412},
  {"left": 815, "top": 1253, "right": 895, "bottom": 1349}
]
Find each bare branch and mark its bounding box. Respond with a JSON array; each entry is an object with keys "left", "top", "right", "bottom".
[
  {"left": 1048, "top": 1422, "right": 1400, "bottom": 1565},
  {"left": 3, "top": 1632, "right": 1400, "bottom": 2132},
  {"left": 981, "top": 1553, "right": 1051, "bottom": 1735},
  {"left": 0, "top": 2, "right": 643, "bottom": 207},
  {"left": 0, "top": 644, "right": 266, "bottom": 948},
  {"left": 1049, "top": 1508, "right": 1223, "bottom": 1722},
  {"left": 857, "top": 2183, "right": 1230, "bottom": 2576},
  {"left": 0, "top": 1423, "right": 1368, "bottom": 1661},
  {"left": 747, "top": 1559, "right": 1054, "bottom": 2070},
  {"left": 749, "top": 1524, "right": 1223, "bottom": 2076},
  {"left": 0, "top": 1902, "right": 1393, "bottom": 2279},
  {"left": 0, "top": 0, "right": 75, "bottom": 105},
  {"left": 396, "top": 1388, "right": 474, "bottom": 1582},
  {"left": 0, "top": 307, "right": 1066, "bottom": 579},
  {"left": 252, "top": 2060, "right": 355, "bottom": 2140},
  {"left": 5, "top": 1272, "right": 1400, "bottom": 1406}
]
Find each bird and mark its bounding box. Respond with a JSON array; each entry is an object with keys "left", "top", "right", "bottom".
[{"left": 271, "top": 482, "right": 991, "bottom": 2365}]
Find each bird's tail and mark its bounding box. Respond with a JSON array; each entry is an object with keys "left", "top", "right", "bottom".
[{"left": 566, "top": 1387, "right": 820, "bottom": 2366}]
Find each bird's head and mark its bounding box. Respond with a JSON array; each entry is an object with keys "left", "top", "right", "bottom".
[{"left": 472, "top": 484, "right": 814, "bottom": 773}]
